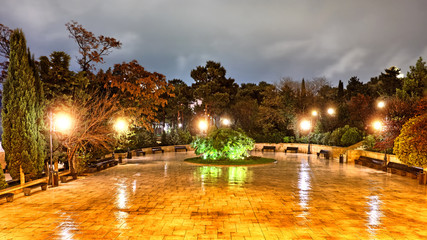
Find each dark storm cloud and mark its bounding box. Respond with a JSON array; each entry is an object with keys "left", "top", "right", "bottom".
[{"left": 1, "top": 0, "right": 427, "bottom": 86}]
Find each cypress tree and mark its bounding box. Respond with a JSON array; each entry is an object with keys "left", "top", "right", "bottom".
[
  {"left": 1, "top": 29, "right": 45, "bottom": 181},
  {"left": 337, "top": 80, "right": 344, "bottom": 100},
  {"left": 0, "top": 167, "right": 7, "bottom": 189}
]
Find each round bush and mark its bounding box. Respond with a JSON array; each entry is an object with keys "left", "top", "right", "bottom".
[{"left": 191, "top": 128, "right": 254, "bottom": 160}]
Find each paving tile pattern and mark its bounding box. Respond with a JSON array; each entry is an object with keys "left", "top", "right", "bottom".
[{"left": 0, "top": 152, "right": 426, "bottom": 239}]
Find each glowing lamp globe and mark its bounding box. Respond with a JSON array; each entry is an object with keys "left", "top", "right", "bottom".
[
  {"left": 114, "top": 119, "right": 128, "bottom": 133},
  {"left": 377, "top": 101, "right": 385, "bottom": 109},
  {"left": 199, "top": 120, "right": 208, "bottom": 132},
  {"left": 311, "top": 110, "right": 318, "bottom": 117},
  {"left": 222, "top": 118, "right": 231, "bottom": 126},
  {"left": 300, "top": 120, "right": 311, "bottom": 131},
  {"left": 327, "top": 108, "right": 335, "bottom": 115},
  {"left": 55, "top": 113, "right": 72, "bottom": 133},
  {"left": 373, "top": 121, "right": 383, "bottom": 131}
]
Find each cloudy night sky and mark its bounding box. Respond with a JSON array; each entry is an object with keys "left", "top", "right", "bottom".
[{"left": 1, "top": 0, "right": 427, "bottom": 86}]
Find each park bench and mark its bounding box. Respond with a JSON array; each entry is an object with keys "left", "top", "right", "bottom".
[
  {"left": 88, "top": 157, "right": 117, "bottom": 171},
  {"left": 136, "top": 149, "right": 146, "bottom": 156},
  {"left": 0, "top": 193, "right": 14, "bottom": 203},
  {"left": 23, "top": 182, "right": 48, "bottom": 196},
  {"left": 284, "top": 147, "right": 298, "bottom": 154},
  {"left": 175, "top": 146, "right": 188, "bottom": 152},
  {"left": 387, "top": 162, "right": 423, "bottom": 179},
  {"left": 152, "top": 147, "right": 164, "bottom": 154},
  {"left": 59, "top": 172, "right": 76, "bottom": 183},
  {"left": 262, "top": 146, "right": 276, "bottom": 153},
  {"left": 355, "top": 156, "right": 386, "bottom": 171},
  {"left": 317, "top": 150, "right": 331, "bottom": 159}
]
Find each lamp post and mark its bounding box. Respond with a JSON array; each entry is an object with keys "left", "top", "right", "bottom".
[
  {"left": 300, "top": 120, "right": 312, "bottom": 154},
  {"left": 198, "top": 119, "right": 208, "bottom": 136},
  {"left": 372, "top": 120, "right": 388, "bottom": 163},
  {"left": 114, "top": 118, "right": 128, "bottom": 160},
  {"left": 49, "top": 111, "right": 73, "bottom": 186}
]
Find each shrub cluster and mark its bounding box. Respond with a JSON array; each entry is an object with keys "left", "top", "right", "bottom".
[{"left": 191, "top": 128, "right": 254, "bottom": 160}]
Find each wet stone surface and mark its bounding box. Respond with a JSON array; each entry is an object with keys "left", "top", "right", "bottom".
[{"left": 0, "top": 152, "right": 426, "bottom": 239}]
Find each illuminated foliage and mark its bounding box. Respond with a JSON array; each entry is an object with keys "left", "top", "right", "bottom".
[
  {"left": 394, "top": 113, "right": 427, "bottom": 167},
  {"left": 191, "top": 129, "right": 254, "bottom": 160},
  {"left": 97, "top": 60, "right": 174, "bottom": 130}
]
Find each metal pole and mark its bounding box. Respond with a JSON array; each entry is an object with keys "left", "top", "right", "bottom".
[{"left": 49, "top": 111, "right": 53, "bottom": 186}]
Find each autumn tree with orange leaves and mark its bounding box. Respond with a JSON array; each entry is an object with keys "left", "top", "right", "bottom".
[
  {"left": 66, "top": 21, "right": 122, "bottom": 73},
  {"left": 97, "top": 60, "right": 174, "bottom": 130}
]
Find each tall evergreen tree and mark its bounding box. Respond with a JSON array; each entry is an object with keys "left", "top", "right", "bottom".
[
  {"left": 1, "top": 29, "right": 45, "bottom": 181},
  {"left": 337, "top": 80, "right": 344, "bottom": 100}
]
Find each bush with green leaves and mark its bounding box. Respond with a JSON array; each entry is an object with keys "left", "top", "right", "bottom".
[
  {"left": 191, "top": 128, "right": 254, "bottom": 160},
  {"left": 362, "top": 135, "right": 377, "bottom": 151},
  {"left": 340, "top": 127, "right": 362, "bottom": 146},
  {"left": 166, "top": 128, "right": 193, "bottom": 145}
]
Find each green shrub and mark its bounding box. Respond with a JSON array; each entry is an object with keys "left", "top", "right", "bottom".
[
  {"left": 283, "top": 136, "right": 295, "bottom": 143},
  {"left": 167, "top": 128, "right": 193, "bottom": 145},
  {"left": 341, "top": 127, "right": 362, "bottom": 146},
  {"left": 191, "top": 128, "right": 254, "bottom": 160},
  {"left": 362, "top": 135, "right": 377, "bottom": 151},
  {"left": 321, "top": 132, "right": 331, "bottom": 145}
]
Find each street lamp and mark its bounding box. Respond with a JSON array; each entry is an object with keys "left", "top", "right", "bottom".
[
  {"left": 114, "top": 118, "right": 129, "bottom": 159},
  {"left": 49, "top": 111, "right": 73, "bottom": 186},
  {"left": 327, "top": 107, "right": 335, "bottom": 116},
  {"left": 300, "top": 119, "right": 312, "bottom": 154},
  {"left": 198, "top": 119, "right": 208, "bottom": 134},
  {"left": 377, "top": 101, "right": 385, "bottom": 109},
  {"left": 222, "top": 118, "right": 231, "bottom": 126},
  {"left": 311, "top": 110, "right": 318, "bottom": 117}
]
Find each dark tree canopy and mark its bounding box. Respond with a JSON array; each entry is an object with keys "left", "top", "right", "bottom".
[{"left": 66, "top": 20, "right": 122, "bottom": 73}]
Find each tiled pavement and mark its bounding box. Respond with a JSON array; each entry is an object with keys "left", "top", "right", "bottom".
[{"left": 0, "top": 152, "right": 426, "bottom": 240}]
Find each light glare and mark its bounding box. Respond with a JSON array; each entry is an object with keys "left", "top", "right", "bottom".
[
  {"left": 373, "top": 121, "right": 383, "bottom": 131},
  {"left": 300, "top": 120, "right": 311, "bottom": 131},
  {"left": 327, "top": 108, "right": 335, "bottom": 115},
  {"left": 199, "top": 120, "right": 208, "bottom": 132},
  {"left": 114, "top": 119, "right": 128, "bottom": 133},
  {"left": 55, "top": 113, "right": 72, "bottom": 133}
]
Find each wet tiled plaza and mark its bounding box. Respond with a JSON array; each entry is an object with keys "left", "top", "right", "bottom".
[{"left": 0, "top": 152, "right": 426, "bottom": 240}]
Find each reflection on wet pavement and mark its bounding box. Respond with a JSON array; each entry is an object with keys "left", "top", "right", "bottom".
[{"left": 0, "top": 151, "right": 426, "bottom": 239}]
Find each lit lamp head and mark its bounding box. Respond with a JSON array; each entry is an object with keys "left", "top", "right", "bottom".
[
  {"left": 54, "top": 112, "right": 73, "bottom": 133},
  {"left": 311, "top": 110, "right": 318, "bottom": 117},
  {"left": 300, "top": 120, "right": 312, "bottom": 132},
  {"left": 222, "top": 118, "right": 231, "bottom": 126},
  {"left": 114, "top": 119, "right": 128, "bottom": 133},
  {"left": 373, "top": 120, "right": 383, "bottom": 131},
  {"left": 377, "top": 101, "right": 385, "bottom": 109},
  {"left": 198, "top": 120, "right": 208, "bottom": 132},
  {"left": 327, "top": 108, "right": 335, "bottom": 116}
]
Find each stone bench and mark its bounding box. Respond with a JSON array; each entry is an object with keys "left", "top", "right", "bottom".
[
  {"left": 284, "top": 147, "right": 298, "bottom": 154},
  {"left": 23, "top": 182, "right": 48, "bottom": 196},
  {"left": 387, "top": 162, "right": 423, "bottom": 179},
  {"left": 355, "top": 156, "right": 386, "bottom": 171},
  {"left": 0, "top": 193, "right": 14, "bottom": 203}
]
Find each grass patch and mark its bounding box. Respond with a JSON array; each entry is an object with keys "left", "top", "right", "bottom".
[{"left": 184, "top": 156, "right": 276, "bottom": 166}]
